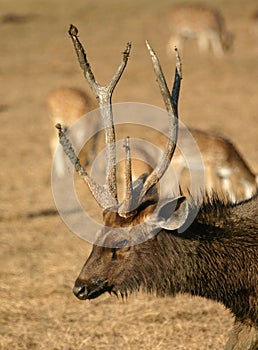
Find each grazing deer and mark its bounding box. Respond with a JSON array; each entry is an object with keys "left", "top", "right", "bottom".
[
  {"left": 129, "top": 127, "right": 257, "bottom": 202},
  {"left": 47, "top": 86, "right": 97, "bottom": 177},
  {"left": 166, "top": 3, "right": 233, "bottom": 57},
  {"left": 58, "top": 25, "right": 258, "bottom": 350},
  {"left": 178, "top": 128, "right": 257, "bottom": 201}
]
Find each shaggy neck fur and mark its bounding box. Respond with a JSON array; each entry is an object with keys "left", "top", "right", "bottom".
[{"left": 124, "top": 195, "right": 258, "bottom": 324}]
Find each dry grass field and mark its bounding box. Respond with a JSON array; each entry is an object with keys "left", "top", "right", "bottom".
[{"left": 0, "top": 0, "right": 257, "bottom": 349}]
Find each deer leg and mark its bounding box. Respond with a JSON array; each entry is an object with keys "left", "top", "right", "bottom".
[
  {"left": 240, "top": 179, "right": 257, "bottom": 199},
  {"left": 216, "top": 167, "right": 236, "bottom": 202},
  {"left": 197, "top": 32, "right": 210, "bottom": 53},
  {"left": 204, "top": 164, "right": 215, "bottom": 195},
  {"left": 209, "top": 32, "right": 224, "bottom": 57},
  {"left": 52, "top": 135, "right": 67, "bottom": 178}
]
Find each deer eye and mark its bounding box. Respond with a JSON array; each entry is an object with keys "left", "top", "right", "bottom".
[
  {"left": 114, "top": 239, "right": 128, "bottom": 249},
  {"left": 111, "top": 248, "right": 117, "bottom": 260},
  {"left": 111, "top": 239, "right": 129, "bottom": 260}
]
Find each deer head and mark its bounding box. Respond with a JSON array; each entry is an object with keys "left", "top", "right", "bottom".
[{"left": 57, "top": 24, "right": 187, "bottom": 299}]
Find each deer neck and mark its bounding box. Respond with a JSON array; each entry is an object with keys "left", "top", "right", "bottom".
[{"left": 163, "top": 198, "right": 257, "bottom": 321}]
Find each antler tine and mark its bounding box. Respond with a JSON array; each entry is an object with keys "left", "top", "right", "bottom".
[
  {"left": 171, "top": 47, "right": 182, "bottom": 113},
  {"left": 68, "top": 24, "right": 132, "bottom": 207},
  {"left": 123, "top": 136, "right": 133, "bottom": 202},
  {"left": 55, "top": 124, "right": 116, "bottom": 208},
  {"left": 139, "top": 43, "right": 182, "bottom": 203},
  {"left": 118, "top": 137, "right": 135, "bottom": 218}
]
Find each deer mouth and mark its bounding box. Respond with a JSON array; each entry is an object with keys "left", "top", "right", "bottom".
[
  {"left": 73, "top": 279, "right": 111, "bottom": 300},
  {"left": 84, "top": 286, "right": 107, "bottom": 300}
]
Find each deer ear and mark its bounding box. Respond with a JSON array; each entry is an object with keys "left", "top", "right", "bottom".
[{"left": 151, "top": 196, "right": 188, "bottom": 231}]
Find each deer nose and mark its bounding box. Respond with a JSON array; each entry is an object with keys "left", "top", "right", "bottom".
[{"left": 73, "top": 281, "right": 88, "bottom": 300}]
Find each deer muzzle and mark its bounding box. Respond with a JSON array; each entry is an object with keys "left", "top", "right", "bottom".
[{"left": 73, "top": 277, "right": 109, "bottom": 300}]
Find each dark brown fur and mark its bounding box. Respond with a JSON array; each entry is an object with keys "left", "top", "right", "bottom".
[{"left": 74, "top": 193, "right": 258, "bottom": 349}]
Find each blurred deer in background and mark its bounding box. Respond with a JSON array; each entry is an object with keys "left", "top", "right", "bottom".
[
  {"left": 130, "top": 127, "right": 257, "bottom": 202},
  {"left": 57, "top": 25, "right": 258, "bottom": 350},
  {"left": 47, "top": 86, "right": 97, "bottom": 177},
  {"left": 166, "top": 3, "right": 234, "bottom": 57},
  {"left": 178, "top": 129, "right": 257, "bottom": 201}
]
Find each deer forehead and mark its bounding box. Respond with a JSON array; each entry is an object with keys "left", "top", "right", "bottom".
[
  {"left": 95, "top": 222, "right": 155, "bottom": 249},
  {"left": 103, "top": 202, "right": 158, "bottom": 228},
  {"left": 93, "top": 204, "right": 159, "bottom": 248}
]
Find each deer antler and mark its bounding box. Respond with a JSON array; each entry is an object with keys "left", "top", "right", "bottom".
[
  {"left": 57, "top": 25, "right": 181, "bottom": 216},
  {"left": 118, "top": 45, "right": 182, "bottom": 217},
  {"left": 138, "top": 44, "right": 182, "bottom": 204},
  {"left": 67, "top": 24, "right": 131, "bottom": 208},
  {"left": 123, "top": 136, "right": 133, "bottom": 203},
  {"left": 55, "top": 123, "right": 117, "bottom": 208},
  {"left": 117, "top": 136, "right": 139, "bottom": 218}
]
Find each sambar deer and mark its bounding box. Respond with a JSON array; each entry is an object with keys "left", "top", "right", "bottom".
[
  {"left": 166, "top": 3, "right": 233, "bottom": 57},
  {"left": 57, "top": 25, "right": 258, "bottom": 350}
]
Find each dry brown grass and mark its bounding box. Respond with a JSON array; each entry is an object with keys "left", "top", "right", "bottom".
[
  {"left": 1, "top": 218, "right": 233, "bottom": 350},
  {"left": 1, "top": 0, "right": 257, "bottom": 349}
]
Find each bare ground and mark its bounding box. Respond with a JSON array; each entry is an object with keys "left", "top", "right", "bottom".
[{"left": 0, "top": 0, "right": 258, "bottom": 349}]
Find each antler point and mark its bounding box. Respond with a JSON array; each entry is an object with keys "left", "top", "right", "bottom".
[
  {"left": 55, "top": 123, "right": 62, "bottom": 130},
  {"left": 145, "top": 40, "right": 151, "bottom": 50},
  {"left": 175, "top": 48, "right": 182, "bottom": 79},
  {"left": 68, "top": 24, "right": 78, "bottom": 36}
]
